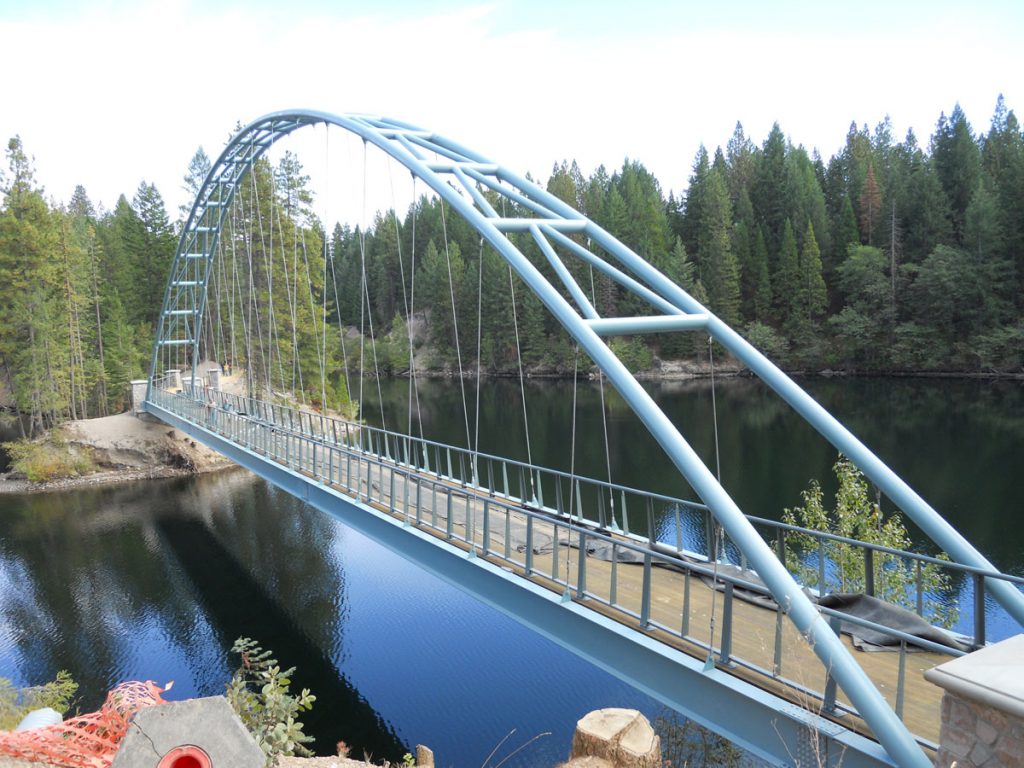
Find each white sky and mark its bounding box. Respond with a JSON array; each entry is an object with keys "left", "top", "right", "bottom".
[{"left": 1, "top": 0, "right": 1021, "bottom": 226}]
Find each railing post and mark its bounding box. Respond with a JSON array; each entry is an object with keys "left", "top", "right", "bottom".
[
  {"left": 680, "top": 570, "right": 691, "bottom": 637},
  {"left": 896, "top": 640, "right": 907, "bottom": 720},
  {"left": 525, "top": 516, "right": 534, "bottom": 575},
  {"left": 974, "top": 573, "right": 987, "bottom": 648},
  {"left": 865, "top": 547, "right": 876, "bottom": 597},
  {"left": 576, "top": 529, "right": 587, "bottom": 598},
  {"left": 640, "top": 552, "right": 652, "bottom": 627},
  {"left": 720, "top": 582, "right": 734, "bottom": 666},
  {"left": 482, "top": 498, "right": 490, "bottom": 555}
]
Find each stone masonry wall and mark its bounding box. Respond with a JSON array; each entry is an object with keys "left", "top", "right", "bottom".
[{"left": 934, "top": 691, "right": 1024, "bottom": 767}]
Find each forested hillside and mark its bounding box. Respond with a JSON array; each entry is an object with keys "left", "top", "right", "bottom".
[{"left": 2, "top": 98, "right": 1022, "bottom": 436}]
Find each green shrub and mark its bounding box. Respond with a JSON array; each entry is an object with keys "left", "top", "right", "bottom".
[
  {"left": 608, "top": 337, "right": 653, "bottom": 373},
  {"left": 225, "top": 637, "right": 316, "bottom": 765},
  {"left": 0, "top": 670, "right": 79, "bottom": 730},
  {"left": 3, "top": 434, "right": 92, "bottom": 482},
  {"left": 781, "top": 457, "right": 957, "bottom": 628}
]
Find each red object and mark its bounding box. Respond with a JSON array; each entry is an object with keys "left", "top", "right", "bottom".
[
  {"left": 157, "top": 745, "right": 212, "bottom": 768},
  {"left": 0, "top": 680, "right": 168, "bottom": 767}
]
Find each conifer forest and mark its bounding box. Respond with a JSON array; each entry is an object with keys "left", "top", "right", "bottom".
[{"left": 2, "top": 98, "right": 1023, "bottom": 436}]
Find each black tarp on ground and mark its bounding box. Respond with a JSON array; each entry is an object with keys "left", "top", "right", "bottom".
[{"left": 817, "top": 593, "right": 970, "bottom": 653}]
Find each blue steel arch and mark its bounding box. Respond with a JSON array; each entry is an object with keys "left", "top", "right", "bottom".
[{"left": 150, "top": 110, "right": 1024, "bottom": 767}]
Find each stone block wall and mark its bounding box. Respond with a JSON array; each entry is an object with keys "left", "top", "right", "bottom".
[{"left": 934, "top": 689, "right": 1024, "bottom": 767}]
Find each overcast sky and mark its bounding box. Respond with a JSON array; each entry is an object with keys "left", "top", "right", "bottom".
[{"left": 2, "top": 0, "right": 1021, "bottom": 223}]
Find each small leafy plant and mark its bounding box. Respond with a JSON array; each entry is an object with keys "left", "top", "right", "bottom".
[
  {"left": 0, "top": 670, "right": 79, "bottom": 730},
  {"left": 781, "top": 456, "right": 957, "bottom": 628},
  {"left": 225, "top": 637, "right": 316, "bottom": 764}
]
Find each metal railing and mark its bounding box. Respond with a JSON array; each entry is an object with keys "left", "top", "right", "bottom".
[{"left": 150, "top": 383, "right": 1024, "bottom": 749}]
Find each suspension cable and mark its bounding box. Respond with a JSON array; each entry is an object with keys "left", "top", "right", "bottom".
[
  {"left": 387, "top": 161, "right": 416, "bottom": 442},
  {"left": 588, "top": 261, "right": 616, "bottom": 525},
  {"left": 472, "top": 237, "right": 486, "bottom": 485},
  {"left": 704, "top": 333, "right": 724, "bottom": 669},
  {"left": 502, "top": 193, "right": 535, "bottom": 498},
  {"left": 565, "top": 343, "right": 580, "bottom": 590},
  {"left": 408, "top": 177, "right": 425, "bottom": 442},
  {"left": 320, "top": 124, "right": 330, "bottom": 411},
  {"left": 439, "top": 196, "right": 472, "bottom": 451}
]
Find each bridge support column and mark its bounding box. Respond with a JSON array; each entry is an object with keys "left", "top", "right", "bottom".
[
  {"left": 207, "top": 367, "right": 221, "bottom": 390},
  {"left": 130, "top": 380, "right": 148, "bottom": 414},
  {"left": 166, "top": 369, "right": 182, "bottom": 391},
  {"left": 925, "top": 634, "right": 1024, "bottom": 767}
]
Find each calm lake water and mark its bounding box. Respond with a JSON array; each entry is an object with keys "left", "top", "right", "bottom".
[{"left": 0, "top": 376, "right": 1021, "bottom": 764}]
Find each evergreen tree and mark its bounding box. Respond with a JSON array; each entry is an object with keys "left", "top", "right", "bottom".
[
  {"left": 794, "top": 222, "right": 827, "bottom": 328},
  {"left": 697, "top": 166, "right": 740, "bottom": 325},
  {"left": 773, "top": 219, "right": 799, "bottom": 325},
  {"left": 180, "top": 147, "right": 212, "bottom": 221},
  {"left": 753, "top": 123, "right": 788, "bottom": 256},
  {"left": 858, "top": 162, "right": 882, "bottom": 245},
  {"left": 931, "top": 105, "right": 981, "bottom": 244}
]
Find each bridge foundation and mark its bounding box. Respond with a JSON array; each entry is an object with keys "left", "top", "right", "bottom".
[{"left": 925, "top": 634, "right": 1024, "bottom": 767}]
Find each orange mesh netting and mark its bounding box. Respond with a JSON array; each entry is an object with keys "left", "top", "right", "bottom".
[{"left": 0, "top": 680, "right": 167, "bottom": 767}]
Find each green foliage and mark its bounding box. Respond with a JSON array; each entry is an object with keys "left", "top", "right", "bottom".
[
  {"left": 781, "top": 457, "right": 957, "bottom": 628},
  {"left": 0, "top": 670, "right": 78, "bottom": 730},
  {"left": 608, "top": 337, "right": 653, "bottom": 373},
  {"left": 743, "top": 321, "right": 788, "bottom": 361},
  {"left": 3, "top": 94, "right": 1024, "bottom": 431},
  {"left": 3, "top": 433, "right": 92, "bottom": 482},
  {"left": 225, "top": 637, "right": 316, "bottom": 764}
]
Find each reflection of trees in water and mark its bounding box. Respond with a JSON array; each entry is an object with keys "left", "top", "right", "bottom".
[
  {"left": 196, "top": 477, "right": 350, "bottom": 664},
  {"left": 0, "top": 479, "right": 219, "bottom": 709},
  {"left": 157, "top": 504, "right": 407, "bottom": 761},
  {"left": 0, "top": 472, "right": 407, "bottom": 759},
  {"left": 370, "top": 375, "right": 1024, "bottom": 569}
]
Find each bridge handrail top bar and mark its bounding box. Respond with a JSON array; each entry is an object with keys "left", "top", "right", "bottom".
[
  {"left": 749, "top": 514, "right": 1024, "bottom": 584},
  {"left": 181, "top": 383, "right": 712, "bottom": 511},
  {"left": 173, "top": 383, "right": 1024, "bottom": 587}
]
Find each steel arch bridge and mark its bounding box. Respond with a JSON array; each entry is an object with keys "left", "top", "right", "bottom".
[{"left": 145, "top": 110, "right": 1024, "bottom": 768}]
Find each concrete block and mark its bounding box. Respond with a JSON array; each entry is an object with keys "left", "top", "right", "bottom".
[
  {"left": 110, "top": 696, "right": 264, "bottom": 768},
  {"left": 130, "top": 380, "right": 148, "bottom": 414}
]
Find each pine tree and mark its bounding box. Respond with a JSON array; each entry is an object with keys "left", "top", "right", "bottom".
[
  {"left": 796, "top": 222, "right": 827, "bottom": 326},
  {"left": 697, "top": 166, "right": 740, "bottom": 325},
  {"left": 931, "top": 105, "right": 981, "bottom": 244},
  {"left": 750, "top": 226, "right": 772, "bottom": 320},
  {"left": 858, "top": 162, "right": 882, "bottom": 245},
  {"left": 180, "top": 147, "right": 212, "bottom": 221},
  {"left": 773, "top": 219, "right": 799, "bottom": 325}
]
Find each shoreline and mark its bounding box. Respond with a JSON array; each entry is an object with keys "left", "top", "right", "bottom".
[{"left": 0, "top": 461, "right": 239, "bottom": 496}]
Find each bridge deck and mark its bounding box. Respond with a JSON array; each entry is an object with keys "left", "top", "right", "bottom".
[
  {"left": 352, "top": 456, "right": 946, "bottom": 749},
  {"left": 155, "top": 390, "right": 950, "bottom": 753},
  {"left": 289, "top": 426, "right": 946, "bottom": 749}
]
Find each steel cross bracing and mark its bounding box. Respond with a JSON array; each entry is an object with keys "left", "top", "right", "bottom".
[{"left": 147, "top": 110, "right": 1024, "bottom": 768}]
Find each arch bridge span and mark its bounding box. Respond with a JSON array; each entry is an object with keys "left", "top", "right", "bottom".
[{"left": 145, "top": 110, "right": 1024, "bottom": 768}]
